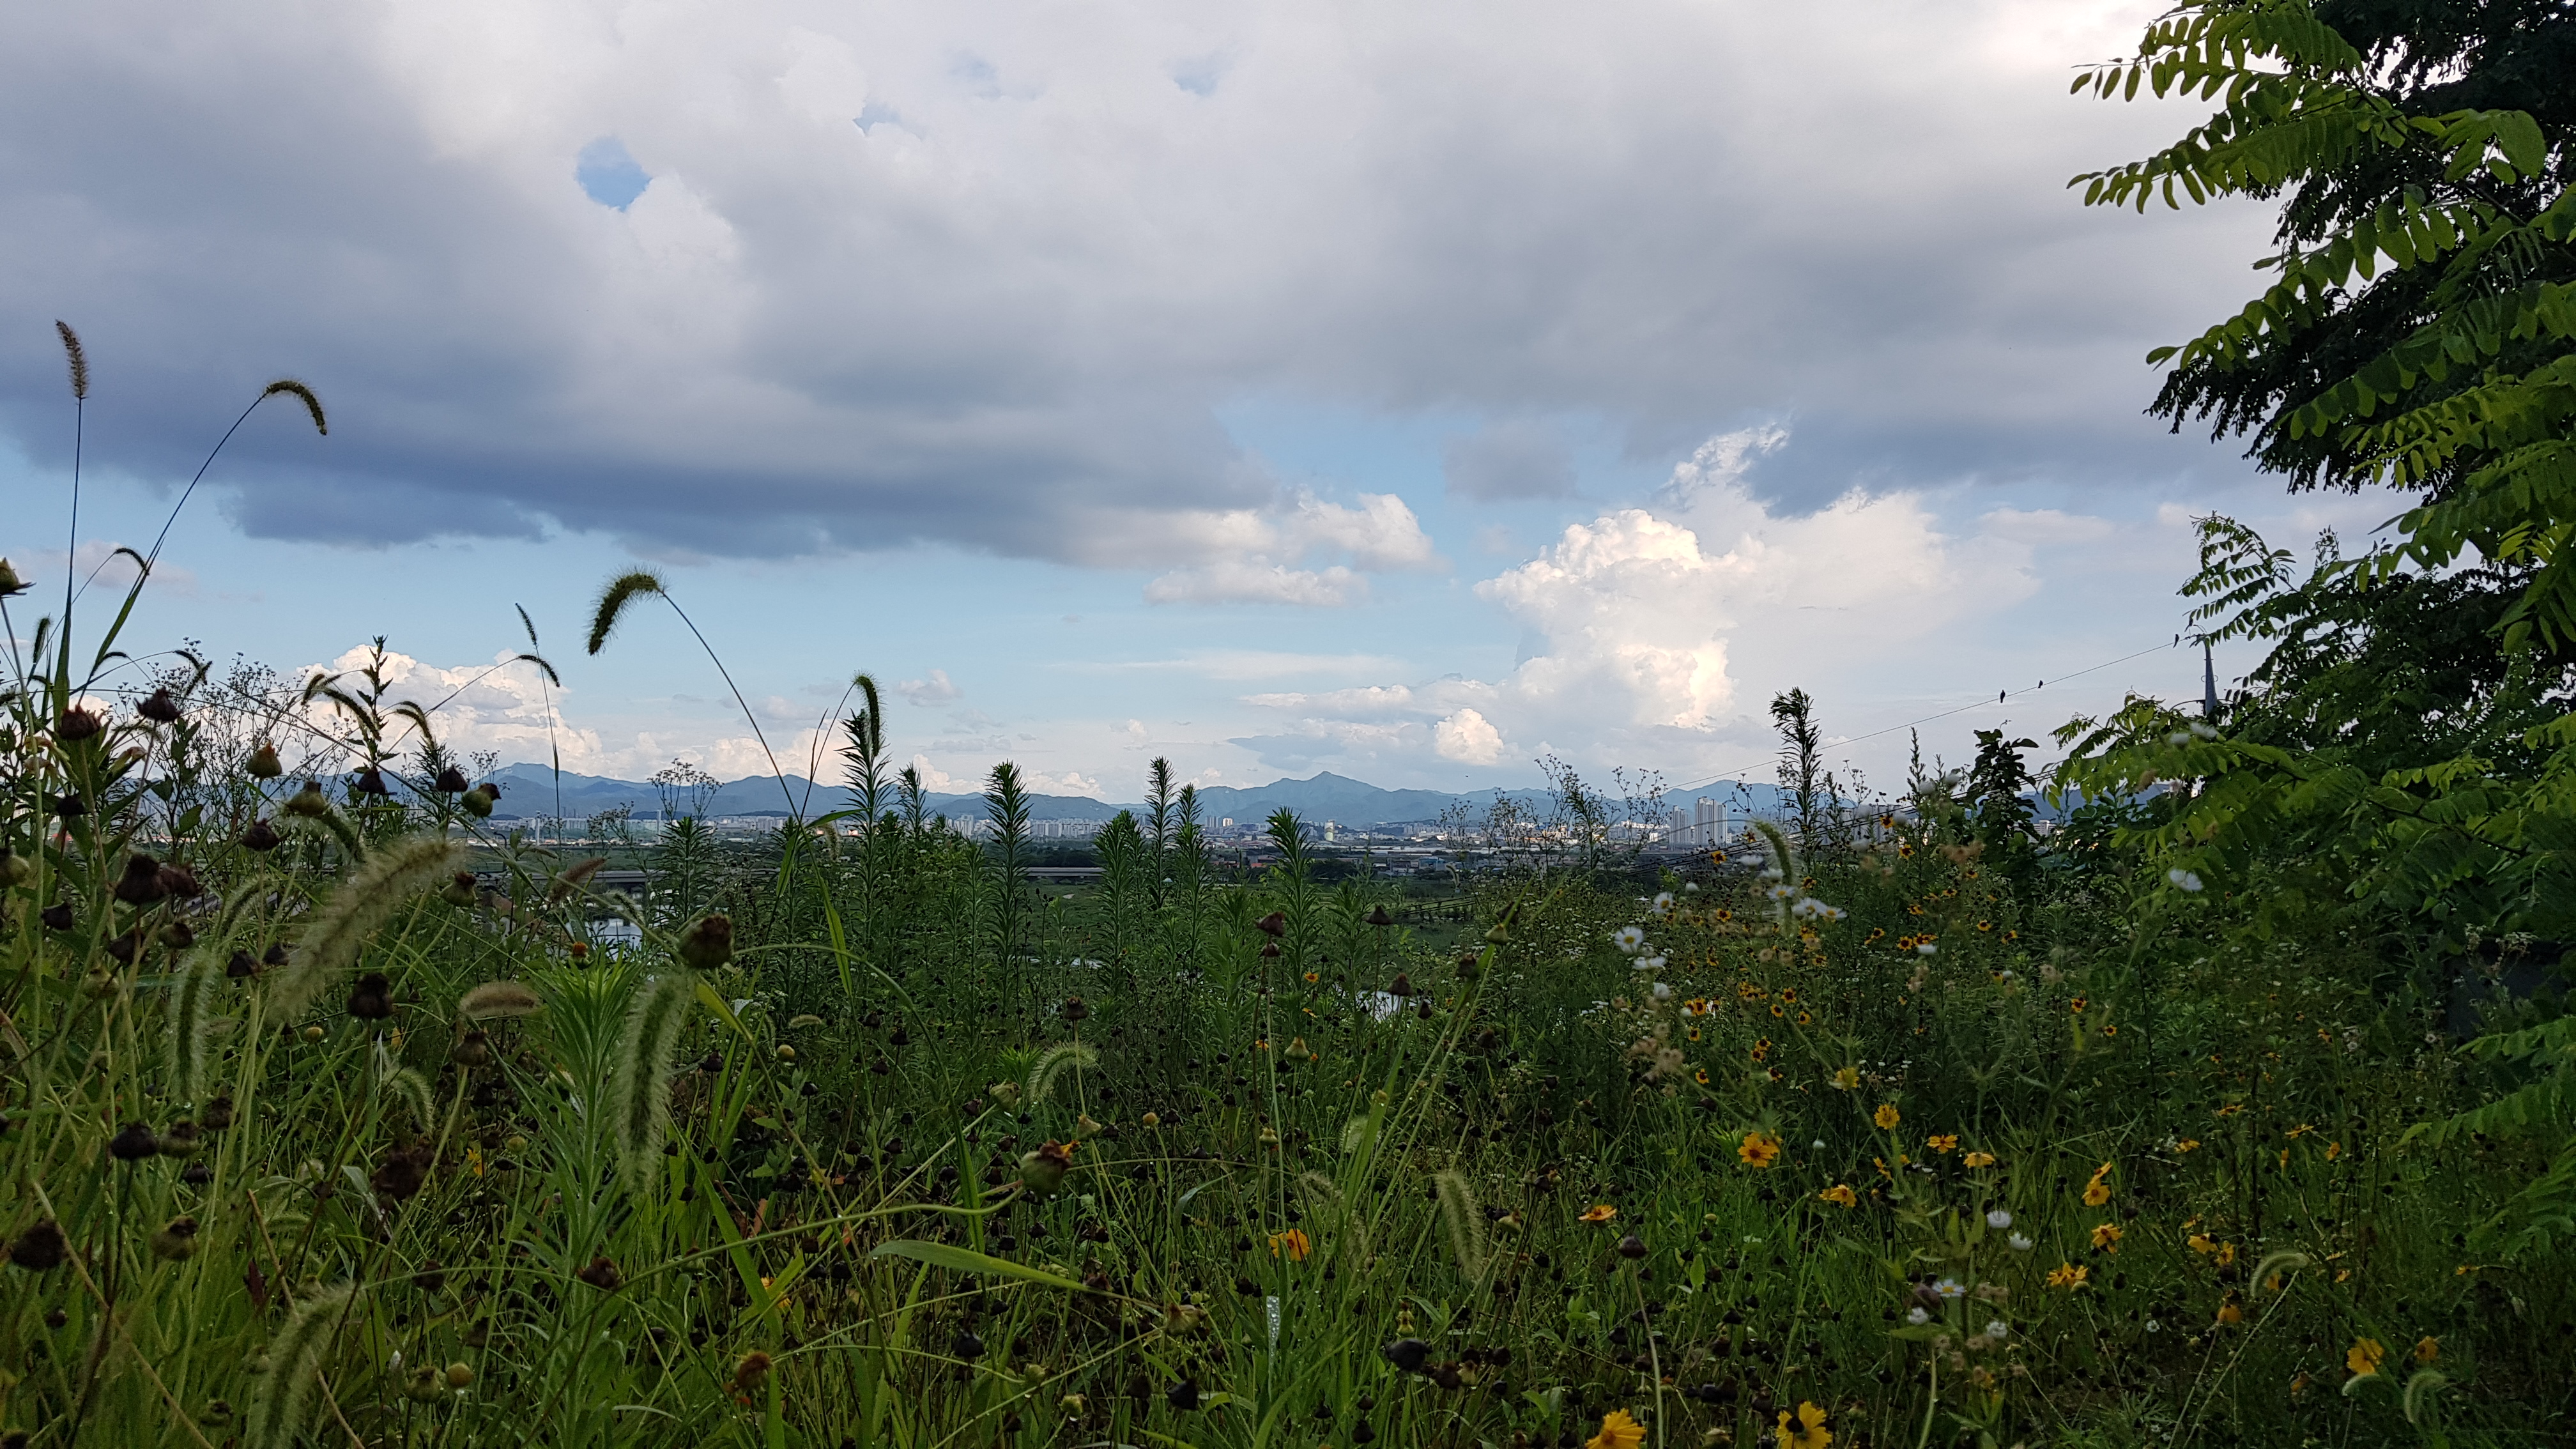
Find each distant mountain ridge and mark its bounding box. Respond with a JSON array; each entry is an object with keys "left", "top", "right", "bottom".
[{"left": 476, "top": 763, "right": 1710, "bottom": 826}]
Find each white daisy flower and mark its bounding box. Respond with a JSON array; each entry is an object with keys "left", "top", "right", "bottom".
[
  {"left": 1986, "top": 1208, "right": 2012, "bottom": 1229},
  {"left": 2166, "top": 867, "right": 2204, "bottom": 893},
  {"left": 1612, "top": 926, "right": 1646, "bottom": 954}
]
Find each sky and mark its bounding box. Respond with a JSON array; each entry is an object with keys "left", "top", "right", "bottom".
[{"left": 0, "top": 0, "right": 2408, "bottom": 805}]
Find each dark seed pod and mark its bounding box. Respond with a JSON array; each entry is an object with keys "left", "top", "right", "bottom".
[
  {"left": 261, "top": 943, "right": 288, "bottom": 968},
  {"left": 282, "top": 782, "right": 331, "bottom": 818},
  {"left": 440, "top": 872, "right": 477, "bottom": 907},
  {"left": 1165, "top": 1380, "right": 1202, "bottom": 1411},
  {"left": 55, "top": 707, "right": 103, "bottom": 742},
  {"left": 157, "top": 1121, "right": 202, "bottom": 1158},
  {"left": 52, "top": 793, "right": 86, "bottom": 820},
  {"left": 158, "top": 922, "right": 195, "bottom": 951},
  {"left": 1255, "top": 912, "right": 1287, "bottom": 937},
  {"left": 201, "top": 1096, "right": 235, "bottom": 1131},
  {"left": 1061, "top": 996, "right": 1090, "bottom": 1022},
  {"left": 103, "top": 931, "right": 144, "bottom": 965},
  {"left": 157, "top": 864, "right": 202, "bottom": 899},
  {"left": 9, "top": 1220, "right": 68, "bottom": 1271},
  {"left": 149, "top": 1216, "right": 200, "bottom": 1261},
  {"left": 109, "top": 1123, "right": 160, "bottom": 1161},
  {"left": 1366, "top": 904, "right": 1395, "bottom": 927},
  {"left": 115, "top": 853, "right": 167, "bottom": 904},
  {"left": 433, "top": 766, "right": 471, "bottom": 793},
  {"left": 452, "top": 1031, "right": 493, "bottom": 1068},
  {"left": 677, "top": 914, "right": 733, "bottom": 970},
  {"left": 137, "top": 688, "right": 183, "bottom": 724},
  {"left": 371, "top": 1146, "right": 431, "bottom": 1201},
  {"left": 1388, "top": 973, "right": 1414, "bottom": 997},
  {"left": 1381, "top": 1338, "right": 1430, "bottom": 1373},
  {"left": 241, "top": 818, "right": 281, "bottom": 852},
  {"left": 574, "top": 1255, "right": 624, "bottom": 1291},
  {"left": 951, "top": 1330, "right": 985, "bottom": 1360},
  {"left": 180, "top": 1160, "right": 212, "bottom": 1186},
  {"left": 40, "top": 904, "right": 75, "bottom": 932},
  {"left": 1260, "top": 941, "right": 1282, "bottom": 958},
  {"left": 352, "top": 768, "right": 392, "bottom": 797},
  {"left": 347, "top": 971, "right": 394, "bottom": 1020},
  {"left": 226, "top": 951, "right": 259, "bottom": 979}
]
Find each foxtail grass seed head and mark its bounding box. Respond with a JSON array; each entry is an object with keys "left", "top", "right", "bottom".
[
  {"left": 247, "top": 740, "right": 282, "bottom": 778},
  {"left": 241, "top": 819, "right": 280, "bottom": 852},
  {"left": 246, "top": 1281, "right": 360, "bottom": 1449},
  {"left": 56, "top": 320, "right": 88, "bottom": 399},
  {"left": 458, "top": 981, "right": 542, "bottom": 1019},
  {"left": 261, "top": 378, "right": 328, "bottom": 434},
  {"left": 9, "top": 1220, "right": 67, "bottom": 1271},
  {"left": 608, "top": 974, "right": 696, "bottom": 1193},
  {"left": 270, "top": 834, "right": 468, "bottom": 1020},
  {"left": 150, "top": 1216, "right": 200, "bottom": 1261},
  {"left": 677, "top": 914, "right": 733, "bottom": 969}
]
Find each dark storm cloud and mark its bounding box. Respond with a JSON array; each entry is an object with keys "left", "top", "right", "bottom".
[{"left": 0, "top": 1, "right": 2260, "bottom": 562}]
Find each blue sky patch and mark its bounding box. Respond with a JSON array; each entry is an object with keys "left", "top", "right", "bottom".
[{"left": 576, "top": 137, "right": 650, "bottom": 210}]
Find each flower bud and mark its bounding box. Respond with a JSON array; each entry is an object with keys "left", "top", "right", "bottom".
[
  {"left": 246, "top": 741, "right": 283, "bottom": 778},
  {"left": 241, "top": 818, "right": 281, "bottom": 852},
  {"left": 1019, "top": 1140, "right": 1073, "bottom": 1194},
  {"left": 440, "top": 872, "right": 478, "bottom": 907},
  {"left": 677, "top": 914, "right": 733, "bottom": 970},
  {"left": 138, "top": 688, "right": 183, "bottom": 724},
  {"left": 283, "top": 782, "right": 331, "bottom": 818},
  {"left": 9, "top": 1220, "right": 68, "bottom": 1271},
  {"left": 115, "top": 853, "right": 167, "bottom": 904},
  {"left": 150, "top": 1216, "right": 200, "bottom": 1262},
  {"left": 109, "top": 1123, "right": 160, "bottom": 1161},
  {"left": 55, "top": 707, "right": 103, "bottom": 743},
  {"left": 461, "top": 783, "right": 500, "bottom": 818},
  {"left": 445, "top": 1363, "right": 474, "bottom": 1390},
  {"left": 433, "top": 766, "right": 470, "bottom": 793}
]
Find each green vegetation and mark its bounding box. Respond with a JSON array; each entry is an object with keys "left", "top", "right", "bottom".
[{"left": 3, "top": 3, "right": 2573, "bottom": 1445}]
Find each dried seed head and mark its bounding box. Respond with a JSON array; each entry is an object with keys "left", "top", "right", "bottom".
[
  {"left": 109, "top": 1122, "right": 160, "bottom": 1162},
  {"left": 461, "top": 783, "right": 499, "bottom": 818},
  {"left": 282, "top": 781, "right": 331, "bottom": 818},
  {"left": 451, "top": 1031, "right": 493, "bottom": 1068},
  {"left": 1166, "top": 1380, "right": 1202, "bottom": 1411},
  {"left": 732, "top": 1351, "right": 771, "bottom": 1392},
  {"left": 1388, "top": 972, "right": 1415, "bottom": 997},
  {"left": 0, "top": 558, "right": 26, "bottom": 596},
  {"left": 346, "top": 971, "right": 394, "bottom": 1020},
  {"left": 1020, "top": 1140, "right": 1074, "bottom": 1194},
  {"left": 157, "top": 1121, "right": 202, "bottom": 1158},
  {"left": 227, "top": 951, "right": 258, "bottom": 979},
  {"left": 158, "top": 864, "right": 203, "bottom": 898},
  {"left": 10, "top": 1220, "right": 68, "bottom": 1271},
  {"left": 1616, "top": 1234, "right": 1648, "bottom": 1260},
  {"left": 677, "top": 914, "right": 733, "bottom": 970},
  {"left": 139, "top": 687, "right": 183, "bottom": 723},
  {"left": 1061, "top": 995, "right": 1090, "bottom": 1022},
  {"left": 440, "top": 871, "right": 478, "bottom": 907},
  {"left": 352, "top": 768, "right": 392, "bottom": 797},
  {"left": 158, "top": 921, "right": 195, "bottom": 951},
  {"left": 55, "top": 707, "right": 103, "bottom": 742},
  {"left": 150, "top": 1216, "right": 201, "bottom": 1261},
  {"left": 246, "top": 741, "right": 283, "bottom": 778},
  {"left": 1255, "top": 911, "right": 1287, "bottom": 937},
  {"left": 201, "top": 1096, "right": 235, "bottom": 1131},
  {"left": 56, "top": 321, "right": 88, "bottom": 400},
  {"left": 40, "top": 904, "right": 75, "bottom": 932},
  {"left": 1382, "top": 1338, "right": 1430, "bottom": 1373},
  {"left": 371, "top": 1145, "right": 431, "bottom": 1201},
  {"left": 241, "top": 819, "right": 282, "bottom": 852},
  {"left": 1367, "top": 905, "right": 1395, "bottom": 927},
  {"left": 433, "top": 766, "right": 470, "bottom": 793},
  {"left": 574, "top": 1256, "right": 624, "bottom": 1292},
  {"left": 116, "top": 853, "right": 167, "bottom": 904}
]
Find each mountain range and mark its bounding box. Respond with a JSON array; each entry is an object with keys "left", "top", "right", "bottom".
[{"left": 480, "top": 763, "right": 1778, "bottom": 827}]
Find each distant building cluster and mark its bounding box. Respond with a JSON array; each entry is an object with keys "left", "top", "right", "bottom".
[{"left": 1660, "top": 795, "right": 1732, "bottom": 847}]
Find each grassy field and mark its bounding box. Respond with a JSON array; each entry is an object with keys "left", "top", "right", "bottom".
[{"left": 1, "top": 673, "right": 2569, "bottom": 1449}]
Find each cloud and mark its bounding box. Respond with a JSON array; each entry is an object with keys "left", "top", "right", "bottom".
[
  {"left": 1143, "top": 490, "right": 1440, "bottom": 606},
  {"left": 1433, "top": 707, "right": 1506, "bottom": 765},
  {"left": 0, "top": 0, "right": 2266, "bottom": 565},
  {"left": 1241, "top": 426, "right": 2082, "bottom": 777},
  {"left": 1445, "top": 420, "right": 1576, "bottom": 501},
  {"left": 898, "top": 668, "right": 962, "bottom": 705}
]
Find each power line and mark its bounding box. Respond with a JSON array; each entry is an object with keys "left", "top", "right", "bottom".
[{"left": 1665, "top": 638, "right": 2185, "bottom": 794}]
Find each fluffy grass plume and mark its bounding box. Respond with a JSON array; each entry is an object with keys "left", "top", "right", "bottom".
[
  {"left": 245, "top": 1281, "right": 360, "bottom": 1449},
  {"left": 55, "top": 321, "right": 87, "bottom": 400},
  {"left": 587, "top": 570, "right": 667, "bottom": 656},
  {"left": 1432, "top": 1169, "right": 1487, "bottom": 1279},
  {"left": 458, "top": 980, "right": 544, "bottom": 1019},
  {"left": 162, "top": 947, "right": 222, "bottom": 1105},
  {"left": 270, "top": 834, "right": 468, "bottom": 1019},
  {"left": 1025, "top": 1041, "right": 1098, "bottom": 1107},
  {"left": 608, "top": 974, "right": 697, "bottom": 1194}
]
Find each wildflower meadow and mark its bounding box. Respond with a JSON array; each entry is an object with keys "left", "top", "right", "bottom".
[{"left": 4, "top": 2, "right": 2574, "bottom": 1446}]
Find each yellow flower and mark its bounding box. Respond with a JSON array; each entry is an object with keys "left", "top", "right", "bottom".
[
  {"left": 1873, "top": 1103, "right": 1901, "bottom": 1130},
  {"left": 1830, "top": 1066, "right": 1860, "bottom": 1091},
  {"left": 1585, "top": 1409, "right": 1646, "bottom": 1449},
  {"left": 1962, "top": 1151, "right": 1996, "bottom": 1169},
  {"left": 1268, "top": 1229, "right": 1310, "bottom": 1261},
  {"left": 1738, "top": 1131, "right": 1781, "bottom": 1169},
  {"left": 2414, "top": 1336, "right": 2439, "bottom": 1365},
  {"left": 2216, "top": 1241, "right": 2237, "bottom": 1267},
  {"left": 1818, "top": 1184, "right": 1857, "bottom": 1208},
  {"left": 1928, "top": 1134, "right": 1958, "bottom": 1153},
  {"left": 2175, "top": 1138, "right": 2202, "bottom": 1154},
  {"left": 2188, "top": 1234, "right": 2216, "bottom": 1255},
  {"left": 2090, "top": 1223, "right": 2124, "bottom": 1252},
  {"left": 1579, "top": 1204, "right": 1619, "bottom": 1224},
  {"left": 1778, "top": 1400, "right": 1831, "bottom": 1449},
  {"left": 465, "top": 1146, "right": 486, "bottom": 1178},
  {"left": 2083, "top": 1163, "right": 2112, "bottom": 1206},
  {"left": 2216, "top": 1299, "right": 2242, "bottom": 1325},
  {"left": 2046, "top": 1263, "right": 2089, "bottom": 1290},
  {"left": 2324, "top": 1141, "right": 2341, "bottom": 1160},
  {"left": 2346, "top": 1338, "right": 2385, "bottom": 1377}
]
